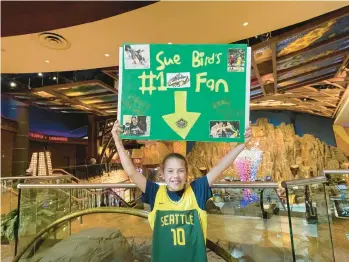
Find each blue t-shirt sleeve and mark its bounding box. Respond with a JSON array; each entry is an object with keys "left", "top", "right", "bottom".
[
  {"left": 141, "top": 180, "right": 160, "bottom": 210},
  {"left": 191, "top": 176, "right": 212, "bottom": 211}
]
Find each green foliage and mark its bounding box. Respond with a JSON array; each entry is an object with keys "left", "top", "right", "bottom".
[
  {"left": 1, "top": 190, "right": 71, "bottom": 245},
  {"left": 1, "top": 209, "right": 17, "bottom": 244}
]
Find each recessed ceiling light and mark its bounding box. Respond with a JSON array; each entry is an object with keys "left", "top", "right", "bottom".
[
  {"left": 10, "top": 82, "right": 16, "bottom": 87},
  {"left": 45, "top": 60, "right": 50, "bottom": 63},
  {"left": 243, "top": 22, "right": 249, "bottom": 26},
  {"left": 104, "top": 54, "right": 110, "bottom": 57},
  {"left": 38, "top": 73, "right": 43, "bottom": 76},
  {"left": 53, "top": 76, "right": 57, "bottom": 80}
]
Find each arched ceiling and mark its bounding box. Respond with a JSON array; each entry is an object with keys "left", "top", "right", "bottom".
[
  {"left": 2, "top": 1, "right": 348, "bottom": 73},
  {"left": 1, "top": 1, "right": 156, "bottom": 37}
]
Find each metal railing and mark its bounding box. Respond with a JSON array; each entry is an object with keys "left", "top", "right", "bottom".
[
  {"left": 17, "top": 181, "right": 278, "bottom": 189},
  {"left": 13, "top": 181, "right": 279, "bottom": 258},
  {"left": 55, "top": 163, "right": 123, "bottom": 180},
  {"left": 10, "top": 169, "right": 349, "bottom": 261},
  {"left": 281, "top": 176, "right": 327, "bottom": 188},
  {"left": 323, "top": 169, "right": 349, "bottom": 175}
]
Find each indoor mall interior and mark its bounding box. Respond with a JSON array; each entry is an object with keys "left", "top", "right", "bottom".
[{"left": 1, "top": 2, "right": 349, "bottom": 262}]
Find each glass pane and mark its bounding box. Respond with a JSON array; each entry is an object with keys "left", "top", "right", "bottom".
[
  {"left": 17, "top": 213, "right": 152, "bottom": 262},
  {"left": 208, "top": 187, "right": 290, "bottom": 261},
  {"left": 15, "top": 184, "right": 295, "bottom": 261},
  {"left": 17, "top": 187, "right": 71, "bottom": 253},
  {"left": 326, "top": 172, "right": 349, "bottom": 262},
  {"left": 285, "top": 183, "right": 334, "bottom": 261}
]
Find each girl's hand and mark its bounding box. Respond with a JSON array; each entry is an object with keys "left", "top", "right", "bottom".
[
  {"left": 244, "top": 121, "right": 252, "bottom": 144},
  {"left": 112, "top": 121, "right": 123, "bottom": 140}
]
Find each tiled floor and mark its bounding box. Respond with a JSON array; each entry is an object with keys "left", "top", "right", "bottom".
[{"left": 2, "top": 212, "right": 347, "bottom": 262}]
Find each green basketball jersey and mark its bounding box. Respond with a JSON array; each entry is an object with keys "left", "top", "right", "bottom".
[{"left": 148, "top": 185, "right": 208, "bottom": 262}]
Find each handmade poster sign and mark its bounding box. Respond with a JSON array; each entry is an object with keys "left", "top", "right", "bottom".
[{"left": 118, "top": 44, "right": 251, "bottom": 142}]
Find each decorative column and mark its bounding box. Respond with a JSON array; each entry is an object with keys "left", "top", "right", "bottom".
[
  {"left": 87, "top": 114, "right": 98, "bottom": 162},
  {"left": 11, "top": 105, "right": 29, "bottom": 176}
]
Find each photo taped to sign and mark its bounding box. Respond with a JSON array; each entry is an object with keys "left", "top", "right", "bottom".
[
  {"left": 166, "top": 72, "right": 191, "bottom": 88},
  {"left": 209, "top": 120, "right": 240, "bottom": 138},
  {"left": 122, "top": 115, "right": 151, "bottom": 137},
  {"left": 124, "top": 44, "right": 150, "bottom": 69},
  {"left": 228, "top": 48, "right": 245, "bottom": 72}
]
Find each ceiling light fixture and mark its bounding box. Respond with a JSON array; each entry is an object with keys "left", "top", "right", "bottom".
[
  {"left": 53, "top": 76, "right": 57, "bottom": 80},
  {"left": 243, "top": 22, "right": 249, "bottom": 26},
  {"left": 45, "top": 60, "right": 50, "bottom": 63},
  {"left": 10, "top": 82, "right": 16, "bottom": 87},
  {"left": 38, "top": 73, "right": 43, "bottom": 77},
  {"left": 105, "top": 54, "right": 110, "bottom": 57}
]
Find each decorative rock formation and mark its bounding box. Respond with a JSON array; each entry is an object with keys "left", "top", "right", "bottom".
[
  {"left": 28, "top": 228, "right": 134, "bottom": 262},
  {"left": 187, "top": 118, "right": 348, "bottom": 181}
]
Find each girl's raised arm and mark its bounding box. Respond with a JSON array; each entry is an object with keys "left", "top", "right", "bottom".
[
  {"left": 206, "top": 123, "right": 252, "bottom": 186},
  {"left": 112, "top": 121, "right": 146, "bottom": 193}
]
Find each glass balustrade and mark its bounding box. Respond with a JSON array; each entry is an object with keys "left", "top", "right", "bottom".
[
  {"left": 6, "top": 169, "right": 349, "bottom": 262},
  {"left": 324, "top": 170, "right": 349, "bottom": 262},
  {"left": 282, "top": 176, "right": 335, "bottom": 262},
  {"left": 12, "top": 182, "right": 290, "bottom": 262},
  {"left": 0, "top": 175, "right": 77, "bottom": 260}
]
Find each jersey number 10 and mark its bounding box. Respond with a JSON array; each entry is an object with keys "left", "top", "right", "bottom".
[{"left": 171, "top": 228, "right": 186, "bottom": 246}]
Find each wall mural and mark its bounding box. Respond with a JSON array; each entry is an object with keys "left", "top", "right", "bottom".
[
  {"left": 277, "top": 14, "right": 349, "bottom": 56},
  {"left": 276, "top": 35, "right": 349, "bottom": 71},
  {"left": 278, "top": 66, "right": 339, "bottom": 88},
  {"left": 278, "top": 54, "right": 344, "bottom": 81}
]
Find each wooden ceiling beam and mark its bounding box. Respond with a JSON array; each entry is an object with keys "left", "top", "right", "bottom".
[
  {"left": 42, "top": 89, "right": 106, "bottom": 116},
  {"left": 333, "top": 82, "right": 349, "bottom": 117},
  {"left": 322, "top": 80, "right": 346, "bottom": 89},
  {"left": 271, "top": 43, "right": 278, "bottom": 93},
  {"left": 1, "top": 93, "right": 63, "bottom": 113},
  {"left": 87, "top": 100, "right": 117, "bottom": 106},
  {"left": 298, "top": 94, "right": 337, "bottom": 108},
  {"left": 251, "top": 54, "right": 266, "bottom": 96},
  {"left": 77, "top": 91, "right": 113, "bottom": 99},
  {"left": 335, "top": 53, "right": 349, "bottom": 77},
  {"left": 32, "top": 80, "right": 117, "bottom": 95},
  {"left": 303, "top": 86, "right": 338, "bottom": 98},
  {"left": 278, "top": 62, "right": 343, "bottom": 84},
  {"left": 279, "top": 73, "right": 336, "bottom": 92},
  {"left": 278, "top": 48, "right": 349, "bottom": 75}
]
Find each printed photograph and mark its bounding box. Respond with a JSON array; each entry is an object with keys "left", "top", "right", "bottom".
[
  {"left": 166, "top": 72, "right": 191, "bottom": 88},
  {"left": 122, "top": 115, "right": 150, "bottom": 137},
  {"left": 124, "top": 44, "right": 150, "bottom": 69},
  {"left": 227, "top": 48, "right": 245, "bottom": 72},
  {"left": 209, "top": 121, "right": 240, "bottom": 138}
]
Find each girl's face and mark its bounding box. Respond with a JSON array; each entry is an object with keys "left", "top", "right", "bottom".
[{"left": 163, "top": 158, "right": 187, "bottom": 191}]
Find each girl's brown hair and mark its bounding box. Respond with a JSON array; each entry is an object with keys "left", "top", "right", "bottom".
[{"left": 162, "top": 153, "right": 188, "bottom": 171}]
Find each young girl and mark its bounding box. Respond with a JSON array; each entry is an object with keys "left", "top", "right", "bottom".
[{"left": 112, "top": 121, "right": 252, "bottom": 262}]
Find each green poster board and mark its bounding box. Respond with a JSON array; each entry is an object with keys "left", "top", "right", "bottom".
[{"left": 118, "top": 44, "right": 251, "bottom": 142}]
